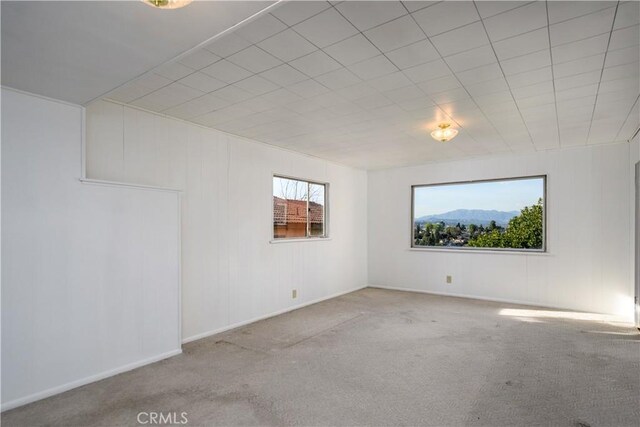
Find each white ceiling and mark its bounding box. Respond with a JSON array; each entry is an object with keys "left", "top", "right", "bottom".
[
  {"left": 1, "top": 0, "right": 275, "bottom": 104},
  {"left": 19, "top": 1, "right": 638, "bottom": 170}
]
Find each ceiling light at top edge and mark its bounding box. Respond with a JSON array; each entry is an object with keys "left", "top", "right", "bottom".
[{"left": 143, "top": 0, "right": 193, "bottom": 10}]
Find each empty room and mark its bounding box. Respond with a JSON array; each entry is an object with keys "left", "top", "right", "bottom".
[{"left": 2, "top": 0, "right": 639, "bottom": 426}]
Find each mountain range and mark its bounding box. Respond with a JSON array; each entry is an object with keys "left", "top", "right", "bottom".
[{"left": 415, "top": 209, "right": 519, "bottom": 226}]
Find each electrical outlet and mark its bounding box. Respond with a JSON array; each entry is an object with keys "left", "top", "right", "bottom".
[
  {"left": 292, "top": 289, "right": 297, "bottom": 299},
  {"left": 446, "top": 275, "right": 452, "bottom": 284}
]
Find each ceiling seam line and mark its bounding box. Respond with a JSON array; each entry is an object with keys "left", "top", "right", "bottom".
[
  {"left": 110, "top": 2, "right": 359, "bottom": 111},
  {"left": 472, "top": 0, "right": 538, "bottom": 152},
  {"left": 548, "top": 4, "right": 618, "bottom": 27},
  {"left": 613, "top": 94, "right": 639, "bottom": 141},
  {"left": 330, "top": 4, "right": 402, "bottom": 75},
  {"left": 116, "top": 3, "right": 632, "bottom": 129},
  {"left": 99, "top": 98, "right": 362, "bottom": 171},
  {"left": 125, "top": 41, "right": 273, "bottom": 107},
  {"left": 545, "top": 0, "right": 562, "bottom": 148},
  {"left": 157, "top": 40, "right": 343, "bottom": 121},
  {"left": 391, "top": 1, "right": 498, "bottom": 157},
  {"left": 453, "top": 0, "right": 536, "bottom": 153},
  {"left": 130, "top": 33, "right": 310, "bottom": 112},
  {"left": 269, "top": 9, "right": 362, "bottom": 93},
  {"left": 84, "top": 0, "right": 286, "bottom": 106},
  {"left": 585, "top": 1, "right": 621, "bottom": 143},
  {"left": 456, "top": 26, "right": 614, "bottom": 66}
]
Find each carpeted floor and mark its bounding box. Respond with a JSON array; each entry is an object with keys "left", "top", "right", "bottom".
[{"left": 3, "top": 288, "right": 639, "bottom": 426}]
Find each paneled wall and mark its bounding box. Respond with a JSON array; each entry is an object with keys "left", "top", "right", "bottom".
[
  {"left": 631, "top": 133, "right": 639, "bottom": 317},
  {"left": 1, "top": 89, "right": 181, "bottom": 409},
  {"left": 86, "top": 100, "right": 368, "bottom": 342},
  {"left": 368, "top": 142, "right": 634, "bottom": 318}
]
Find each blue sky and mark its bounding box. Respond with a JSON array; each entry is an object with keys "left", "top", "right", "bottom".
[{"left": 414, "top": 178, "right": 544, "bottom": 217}]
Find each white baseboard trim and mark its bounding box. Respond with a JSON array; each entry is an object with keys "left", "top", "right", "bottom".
[
  {"left": 19, "top": 284, "right": 616, "bottom": 412},
  {"left": 182, "top": 285, "right": 367, "bottom": 344},
  {"left": 3, "top": 287, "right": 367, "bottom": 411},
  {"left": 368, "top": 284, "right": 551, "bottom": 308},
  {"left": 367, "top": 285, "right": 632, "bottom": 320},
  {"left": 1, "top": 348, "right": 182, "bottom": 412}
]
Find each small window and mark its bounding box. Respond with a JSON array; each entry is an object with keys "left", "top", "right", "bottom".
[
  {"left": 412, "top": 176, "right": 546, "bottom": 251},
  {"left": 273, "top": 176, "right": 327, "bottom": 240}
]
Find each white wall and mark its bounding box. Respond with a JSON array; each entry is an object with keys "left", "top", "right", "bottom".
[
  {"left": 368, "top": 143, "right": 634, "bottom": 318},
  {"left": 1, "top": 89, "right": 181, "bottom": 409},
  {"left": 631, "top": 133, "right": 639, "bottom": 317},
  {"left": 86, "top": 100, "right": 368, "bottom": 342}
]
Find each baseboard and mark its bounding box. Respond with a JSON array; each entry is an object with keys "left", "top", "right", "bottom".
[
  {"left": 368, "top": 284, "right": 551, "bottom": 308},
  {"left": 182, "top": 285, "right": 367, "bottom": 344},
  {"left": 19, "top": 284, "right": 611, "bottom": 411},
  {"left": 367, "top": 285, "right": 633, "bottom": 320},
  {"left": 2, "top": 287, "right": 367, "bottom": 411},
  {"left": 1, "top": 348, "right": 182, "bottom": 412}
]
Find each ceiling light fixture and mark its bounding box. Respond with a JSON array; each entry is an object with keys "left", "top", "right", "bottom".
[
  {"left": 430, "top": 123, "right": 458, "bottom": 142},
  {"left": 143, "top": 0, "right": 193, "bottom": 9}
]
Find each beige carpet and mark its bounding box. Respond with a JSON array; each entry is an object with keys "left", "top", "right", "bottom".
[{"left": 3, "top": 288, "right": 639, "bottom": 426}]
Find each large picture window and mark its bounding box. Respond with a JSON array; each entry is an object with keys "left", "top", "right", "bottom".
[
  {"left": 412, "top": 176, "right": 546, "bottom": 251},
  {"left": 273, "top": 176, "right": 327, "bottom": 240}
]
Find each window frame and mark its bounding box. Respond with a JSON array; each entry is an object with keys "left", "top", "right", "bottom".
[
  {"left": 271, "top": 174, "right": 329, "bottom": 242},
  {"left": 410, "top": 175, "right": 547, "bottom": 253}
]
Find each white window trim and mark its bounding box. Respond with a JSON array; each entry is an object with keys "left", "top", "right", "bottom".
[
  {"left": 272, "top": 174, "right": 329, "bottom": 242},
  {"left": 410, "top": 175, "right": 547, "bottom": 253}
]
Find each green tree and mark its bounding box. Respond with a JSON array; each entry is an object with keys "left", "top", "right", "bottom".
[
  {"left": 468, "top": 229, "right": 505, "bottom": 248},
  {"left": 445, "top": 226, "right": 455, "bottom": 237},
  {"left": 502, "top": 198, "right": 543, "bottom": 249},
  {"left": 425, "top": 223, "right": 436, "bottom": 245},
  {"left": 433, "top": 222, "right": 444, "bottom": 245},
  {"left": 468, "top": 199, "right": 543, "bottom": 249}
]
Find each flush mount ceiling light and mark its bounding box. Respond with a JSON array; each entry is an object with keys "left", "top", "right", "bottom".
[
  {"left": 430, "top": 123, "right": 458, "bottom": 143},
  {"left": 143, "top": 0, "right": 193, "bottom": 9}
]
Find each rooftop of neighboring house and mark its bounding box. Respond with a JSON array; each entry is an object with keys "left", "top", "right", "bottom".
[{"left": 273, "top": 197, "right": 323, "bottom": 224}]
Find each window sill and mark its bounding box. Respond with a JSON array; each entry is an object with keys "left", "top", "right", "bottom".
[
  {"left": 270, "top": 237, "right": 331, "bottom": 244},
  {"left": 408, "top": 247, "right": 551, "bottom": 256}
]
